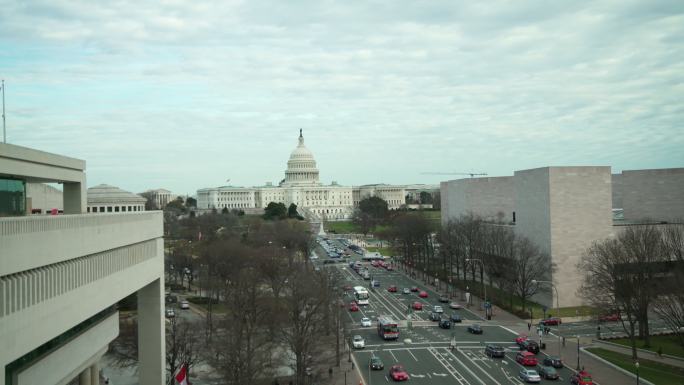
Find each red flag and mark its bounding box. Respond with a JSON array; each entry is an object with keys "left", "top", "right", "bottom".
[{"left": 174, "top": 364, "right": 188, "bottom": 385}]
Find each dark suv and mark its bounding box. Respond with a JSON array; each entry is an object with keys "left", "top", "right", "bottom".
[
  {"left": 484, "top": 344, "right": 505, "bottom": 358},
  {"left": 439, "top": 318, "right": 452, "bottom": 329},
  {"left": 520, "top": 339, "right": 540, "bottom": 354},
  {"left": 543, "top": 356, "right": 563, "bottom": 368}
]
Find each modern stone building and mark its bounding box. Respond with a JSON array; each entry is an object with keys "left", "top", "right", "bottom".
[
  {"left": 197, "top": 130, "right": 407, "bottom": 220},
  {"left": 0, "top": 143, "right": 165, "bottom": 385},
  {"left": 87, "top": 184, "right": 147, "bottom": 214},
  {"left": 441, "top": 166, "right": 683, "bottom": 308},
  {"left": 616, "top": 168, "right": 684, "bottom": 222}
]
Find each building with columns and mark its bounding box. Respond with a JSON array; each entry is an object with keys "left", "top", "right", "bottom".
[
  {"left": 144, "top": 188, "right": 176, "bottom": 209},
  {"left": 197, "top": 130, "right": 407, "bottom": 220},
  {"left": 0, "top": 143, "right": 165, "bottom": 385}
]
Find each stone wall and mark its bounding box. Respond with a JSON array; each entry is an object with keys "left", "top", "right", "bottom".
[
  {"left": 440, "top": 177, "right": 515, "bottom": 224},
  {"left": 621, "top": 168, "right": 684, "bottom": 222},
  {"left": 547, "top": 167, "right": 613, "bottom": 307}
]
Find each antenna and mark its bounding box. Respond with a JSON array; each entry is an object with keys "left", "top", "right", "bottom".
[
  {"left": 421, "top": 171, "right": 487, "bottom": 178},
  {"left": 1, "top": 79, "right": 5, "bottom": 143}
]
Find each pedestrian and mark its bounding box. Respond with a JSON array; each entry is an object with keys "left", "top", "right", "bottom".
[
  {"left": 527, "top": 322, "right": 531, "bottom": 331},
  {"left": 562, "top": 336, "right": 566, "bottom": 347},
  {"left": 351, "top": 362, "right": 355, "bottom": 370},
  {"left": 329, "top": 367, "right": 333, "bottom": 379}
]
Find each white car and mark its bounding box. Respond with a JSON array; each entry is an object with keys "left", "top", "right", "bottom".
[
  {"left": 449, "top": 302, "right": 462, "bottom": 309},
  {"left": 433, "top": 305, "right": 444, "bottom": 313},
  {"left": 352, "top": 335, "right": 365, "bottom": 349},
  {"left": 180, "top": 300, "right": 190, "bottom": 309},
  {"left": 361, "top": 317, "right": 372, "bottom": 327},
  {"left": 165, "top": 309, "right": 176, "bottom": 318},
  {"left": 519, "top": 369, "right": 541, "bottom": 383}
]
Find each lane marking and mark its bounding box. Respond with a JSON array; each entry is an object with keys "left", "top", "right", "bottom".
[
  {"left": 457, "top": 347, "right": 501, "bottom": 384},
  {"left": 443, "top": 347, "right": 488, "bottom": 385},
  {"left": 426, "top": 347, "right": 467, "bottom": 385}
]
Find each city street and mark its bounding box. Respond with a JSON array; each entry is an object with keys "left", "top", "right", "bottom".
[
  {"left": 318, "top": 234, "right": 675, "bottom": 385},
  {"left": 322, "top": 240, "right": 579, "bottom": 385}
]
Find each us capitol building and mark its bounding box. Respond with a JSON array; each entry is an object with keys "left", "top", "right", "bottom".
[{"left": 197, "top": 130, "right": 407, "bottom": 220}]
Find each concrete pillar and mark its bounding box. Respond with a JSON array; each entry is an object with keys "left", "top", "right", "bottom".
[
  {"left": 90, "top": 362, "right": 99, "bottom": 385},
  {"left": 62, "top": 174, "right": 88, "bottom": 214},
  {"left": 138, "top": 278, "right": 165, "bottom": 385},
  {"left": 63, "top": 177, "right": 86, "bottom": 214},
  {"left": 79, "top": 367, "right": 91, "bottom": 385}
]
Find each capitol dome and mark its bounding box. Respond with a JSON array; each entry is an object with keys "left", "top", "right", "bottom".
[{"left": 281, "top": 130, "right": 320, "bottom": 186}]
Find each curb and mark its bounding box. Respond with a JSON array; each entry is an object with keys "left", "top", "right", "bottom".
[
  {"left": 593, "top": 339, "right": 684, "bottom": 365},
  {"left": 581, "top": 347, "right": 656, "bottom": 385}
]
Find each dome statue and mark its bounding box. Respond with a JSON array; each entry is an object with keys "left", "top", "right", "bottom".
[{"left": 281, "top": 130, "right": 321, "bottom": 187}]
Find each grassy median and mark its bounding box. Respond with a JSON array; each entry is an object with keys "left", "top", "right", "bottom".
[
  {"left": 608, "top": 335, "right": 684, "bottom": 359},
  {"left": 585, "top": 347, "right": 684, "bottom": 385}
]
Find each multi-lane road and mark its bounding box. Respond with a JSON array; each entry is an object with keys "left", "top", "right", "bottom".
[{"left": 317, "top": 237, "right": 580, "bottom": 385}]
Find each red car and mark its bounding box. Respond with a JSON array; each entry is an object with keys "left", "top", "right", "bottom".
[
  {"left": 418, "top": 291, "right": 428, "bottom": 298},
  {"left": 378, "top": 261, "right": 386, "bottom": 268},
  {"left": 388, "top": 285, "right": 398, "bottom": 293},
  {"left": 412, "top": 302, "right": 423, "bottom": 310},
  {"left": 349, "top": 303, "right": 359, "bottom": 312},
  {"left": 389, "top": 365, "right": 409, "bottom": 381},
  {"left": 386, "top": 265, "right": 393, "bottom": 271},
  {"left": 540, "top": 317, "right": 562, "bottom": 326},
  {"left": 371, "top": 261, "right": 379, "bottom": 267},
  {"left": 516, "top": 351, "right": 538, "bottom": 366},
  {"left": 570, "top": 370, "right": 594, "bottom": 385},
  {"left": 410, "top": 286, "right": 419, "bottom": 292},
  {"left": 515, "top": 334, "right": 529, "bottom": 346},
  {"left": 599, "top": 313, "right": 620, "bottom": 322}
]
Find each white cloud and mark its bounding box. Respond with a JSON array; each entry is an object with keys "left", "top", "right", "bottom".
[{"left": 0, "top": 0, "right": 682, "bottom": 193}]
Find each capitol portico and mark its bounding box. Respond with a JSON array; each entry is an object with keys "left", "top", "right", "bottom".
[{"left": 197, "top": 130, "right": 406, "bottom": 220}]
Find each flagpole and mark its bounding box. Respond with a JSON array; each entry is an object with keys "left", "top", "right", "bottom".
[{"left": 2, "top": 79, "right": 5, "bottom": 143}]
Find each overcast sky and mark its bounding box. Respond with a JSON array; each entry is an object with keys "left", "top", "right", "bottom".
[{"left": 1, "top": 0, "right": 683, "bottom": 195}]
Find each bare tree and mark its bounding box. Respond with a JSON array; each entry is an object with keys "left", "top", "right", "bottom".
[
  {"left": 579, "top": 224, "right": 667, "bottom": 357},
  {"left": 653, "top": 224, "right": 684, "bottom": 347},
  {"left": 512, "top": 236, "right": 552, "bottom": 313},
  {"left": 277, "top": 264, "right": 330, "bottom": 385},
  {"left": 166, "top": 317, "right": 204, "bottom": 385},
  {"left": 207, "top": 242, "right": 274, "bottom": 385}
]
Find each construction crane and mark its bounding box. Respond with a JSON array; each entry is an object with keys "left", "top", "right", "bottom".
[{"left": 420, "top": 172, "right": 488, "bottom": 178}]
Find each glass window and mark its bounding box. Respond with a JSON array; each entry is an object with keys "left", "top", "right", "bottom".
[{"left": 0, "top": 178, "right": 26, "bottom": 217}]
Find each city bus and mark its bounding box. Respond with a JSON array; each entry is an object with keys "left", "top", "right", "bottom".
[
  {"left": 377, "top": 316, "right": 399, "bottom": 340},
  {"left": 353, "top": 286, "right": 369, "bottom": 305}
]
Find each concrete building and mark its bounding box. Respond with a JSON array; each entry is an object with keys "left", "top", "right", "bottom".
[
  {"left": 617, "top": 168, "right": 684, "bottom": 222},
  {"left": 440, "top": 177, "right": 514, "bottom": 223},
  {"left": 87, "top": 184, "right": 146, "bottom": 214},
  {"left": 441, "top": 166, "right": 684, "bottom": 308},
  {"left": 26, "top": 183, "right": 64, "bottom": 214},
  {"left": 0, "top": 142, "right": 165, "bottom": 385},
  {"left": 197, "top": 130, "right": 406, "bottom": 220}
]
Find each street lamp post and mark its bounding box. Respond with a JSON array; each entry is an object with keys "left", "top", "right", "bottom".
[
  {"left": 636, "top": 361, "right": 640, "bottom": 384},
  {"left": 532, "top": 279, "right": 561, "bottom": 358},
  {"left": 465, "top": 259, "right": 486, "bottom": 319},
  {"left": 576, "top": 335, "right": 580, "bottom": 370}
]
